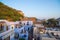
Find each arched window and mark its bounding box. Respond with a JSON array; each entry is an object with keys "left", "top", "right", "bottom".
[
  {"left": 12, "top": 27, "right": 13, "bottom": 29},
  {"left": 0, "top": 24, "right": 3, "bottom": 31},
  {"left": 27, "top": 22, "right": 29, "bottom": 25},
  {"left": 24, "top": 23, "right": 25, "bottom": 25},
  {"left": 19, "top": 22, "right": 21, "bottom": 24},
  {"left": 14, "top": 33, "right": 19, "bottom": 39},
  {"left": 6, "top": 26, "right": 8, "bottom": 30}
]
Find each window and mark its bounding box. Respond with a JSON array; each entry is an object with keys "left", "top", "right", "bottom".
[{"left": 12, "top": 27, "right": 13, "bottom": 29}]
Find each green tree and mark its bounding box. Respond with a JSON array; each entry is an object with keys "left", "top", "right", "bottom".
[{"left": 47, "top": 18, "right": 58, "bottom": 27}]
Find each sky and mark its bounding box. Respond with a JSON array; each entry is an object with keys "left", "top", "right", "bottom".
[{"left": 0, "top": 0, "right": 60, "bottom": 19}]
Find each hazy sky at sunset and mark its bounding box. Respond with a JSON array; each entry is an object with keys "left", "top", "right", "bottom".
[{"left": 0, "top": 0, "right": 60, "bottom": 19}]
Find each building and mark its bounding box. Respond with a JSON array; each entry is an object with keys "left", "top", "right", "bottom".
[
  {"left": 0, "top": 20, "right": 14, "bottom": 40},
  {"left": 33, "top": 26, "right": 42, "bottom": 40},
  {"left": 0, "top": 20, "right": 20, "bottom": 32},
  {"left": 14, "top": 22, "right": 33, "bottom": 40},
  {"left": 6, "top": 21, "right": 18, "bottom": 30},
  {"left": 34, "top": 21, "right": 45, "bottom": 34},
  {"left": 0, "top": 20, "right": 9, "bottom": 33},
  {"left": 57, "top": 18, "right": 60, "bottom": 26},
  {"left": 16, "top": 21, "right": 33, "bottom": 28},
  {"left": 0, "top": 20, "right": 34, "bottom": 40}
]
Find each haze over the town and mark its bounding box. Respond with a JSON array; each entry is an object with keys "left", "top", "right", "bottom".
[{"left": 0, "top": 0, "right": 60, "bottom": 19}]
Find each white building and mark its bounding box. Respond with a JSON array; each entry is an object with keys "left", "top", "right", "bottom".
[
  {"left": 0, "top": 20, "right": 20, "bottom": 31},
  {"left": 16, "top": 21, "right": 33, "bottom": 26},
  {"left": 0, "top": 20, "right": 9, "bottom": 32},
  {"left": 57, "top": 18, "right": 60, "bottom": 26}
]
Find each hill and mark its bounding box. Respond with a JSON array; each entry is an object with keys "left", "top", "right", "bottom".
[{"left": 0, "top": 2, "right": 24, "bottom": 21}]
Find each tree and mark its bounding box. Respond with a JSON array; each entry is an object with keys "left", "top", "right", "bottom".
[{"left": 47, "top": 18, "right": 58, "bottom": 27}]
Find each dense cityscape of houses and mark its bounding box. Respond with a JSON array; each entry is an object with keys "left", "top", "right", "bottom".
[{"left": 0, "top": 17, "right": 60, "bottom": 40}]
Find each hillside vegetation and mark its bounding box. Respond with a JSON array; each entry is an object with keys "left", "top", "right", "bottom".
[{"left": 0, "top": 2, "right": 24, "bottom": 21}]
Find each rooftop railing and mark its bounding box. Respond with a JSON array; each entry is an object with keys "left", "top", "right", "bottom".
[{"left": 0, "top": 29, "right": 14, "bottom": 39}]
